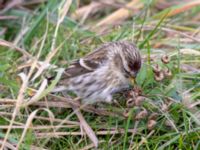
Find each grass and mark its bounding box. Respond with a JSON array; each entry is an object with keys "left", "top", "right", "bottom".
[{"left": 0, "top": 0, "right": 200, "bottom": 149}]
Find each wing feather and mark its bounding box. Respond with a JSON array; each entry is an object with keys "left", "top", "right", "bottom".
[{"left": 62, "top": 44, "right": 109, "bottom": 79}]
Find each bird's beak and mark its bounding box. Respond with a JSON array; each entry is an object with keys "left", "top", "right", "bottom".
[{"left": 129, "top": 77, "right": 135, "bottom": 86}]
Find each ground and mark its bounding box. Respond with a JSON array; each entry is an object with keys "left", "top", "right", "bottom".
[{"left": 0, "top": 0, "right": 200, "bottom": 149}]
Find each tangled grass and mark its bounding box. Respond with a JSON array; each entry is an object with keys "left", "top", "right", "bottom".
[{"left": 0, "top": 0, "right": 200, "bottom": 149}]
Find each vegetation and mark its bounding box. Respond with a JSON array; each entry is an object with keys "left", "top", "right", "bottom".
[{"left": 0, "top": 0, "right": 200, "bottom": 149}]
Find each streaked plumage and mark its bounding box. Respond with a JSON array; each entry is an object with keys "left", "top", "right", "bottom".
[{"left": 57, "top": 41, "right": 141, "bottom": 104}]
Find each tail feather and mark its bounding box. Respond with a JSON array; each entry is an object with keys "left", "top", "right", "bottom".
[{"left": 51, "top": 85, "right": 68, "bottom": 93}]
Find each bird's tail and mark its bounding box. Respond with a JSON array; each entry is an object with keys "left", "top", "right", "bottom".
[
  {"left": 51, "top": 85, "right": 68, "bottom": 93},
  {"left": 46, "top": 74, "right": 69, "bottom": 93}
]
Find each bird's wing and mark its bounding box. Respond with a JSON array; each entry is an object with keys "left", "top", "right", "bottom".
[{"left": 62, "top": 45, "right": 109, "bottom": 79}]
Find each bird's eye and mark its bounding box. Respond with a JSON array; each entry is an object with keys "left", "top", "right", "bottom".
[{"left": 128, "top": 61, "right": 141, "bottom": 72}]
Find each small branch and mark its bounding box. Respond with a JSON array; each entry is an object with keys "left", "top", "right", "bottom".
[
  {"left": 70, "top": 101, "right": 99, "bottom": 148},
  {"left": 96, "top": 0, "right": 143, "bottom": 27},
  {"left": 0, "top": 111, "right": 79, "bottom": 125},
  {"left": 0, "top": 39, "right": 32, "bottom": 58},
  {"left": 0, "top": 125, "right": 78, "bottom": 130},
  {"left": 36, "top": 128, "right": 137, "bottom": 138},
  {"left": 0, "top": 97, "right": 124, "bottom": 117}
]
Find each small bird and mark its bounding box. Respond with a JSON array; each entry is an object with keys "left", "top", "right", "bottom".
[{"left": 56, "top": 41, "right": 141, "bottom": 104}]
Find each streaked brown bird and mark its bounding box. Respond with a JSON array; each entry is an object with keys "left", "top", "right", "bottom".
[{"left": 55, "top": 41, "right": 141, "bottom": 104}]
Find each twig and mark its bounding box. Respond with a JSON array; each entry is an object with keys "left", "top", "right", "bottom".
[
  {"left": 51, "top": 95, "right": 124, "bottom": 117},
  {"left": 0, "top": 112, "right": 79, "bottom": 125},
  {"left": 36, "top": 128, "right": 137, "bottom": 138},
  {"left": 0, "top": 97, "right": 124, "bottom": 117},
  {"left": 0, "top": 39, "right": 32, "bottom": 58},
  {"left": 70, "top": 100, "right": 99, "bottom": 148},
  {"left": 17, "top": 108, "right": 55, "bottom": 148},
  {"left": 80, "top": 140, "right": 104, "bottom": 150},
  {"left": 0, "top": 0, "right": 23, "bottom": 14},
  {"left": 0, "top": 140, "right": 16, "bottom": 150},
  {"left": 132, "top": 130, "right": 155, "bottom": 149},
  {"left": 0, "top": 73, "right": 29, "bottom": 150},
  {"left": 166, "top": 0, "right": 200, "bottom": 18},
  {"left": 128, "top": 121, "right": 139, "bottom": 150},
  {"left": 0, "top": 16, "right": 18, "bottom": 20},
  {"left": 0, "top": 125, "right": 78, "bottom": 130},
  {"left": 141, "top": 25, "right": 200, "bottom": 42},
  {"left": 1, "top": 56, "right": 51, "bottom": 149},
  {"left": 96, "top": 0, "right": 143, "bottom": 27},
  {"left": 31, "top": 0, "right": 72, "bottom": 81},
  {"left": 72, "top": 1, "right": 104, "bottom": 20},
  {"left": 189, "top": 100, "right": 200, "bottom": 108}
]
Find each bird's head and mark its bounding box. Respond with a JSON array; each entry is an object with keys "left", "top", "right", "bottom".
[{"left": 112, "top": 42, "right": 141, "bottom": 84}]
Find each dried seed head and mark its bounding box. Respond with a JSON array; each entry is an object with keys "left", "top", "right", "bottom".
[
  {"left": 163, "top": 68, "right": 172, "bottom": 77},
  {"left": 147, "top": 119, "right": 157, "bottom": 130},
  {"left": 161, "top": 55, "right": 170, "bottom": 64},
  {"left": 154, "top": 71, "right": 164, "bottom": 81},
  {"left": 133, "top": 86, "right": 142, "bottom": 96},
  {"left": 128, "top": 90, "right": 137, "bottom": 98},
  {"left": 152, "top": 64, "right": 161, "bottom": 74},
  {"left": 126, "top": 98, "right": 135, "bottom": 108},
  {"left": 135, "top": 109, "right": 148, "bottom": 120},
  {"left": 123, "top": 108, "right": 130, "bottom": 118},
  {"left": 135, "top": 96, "right": 145, "bottom": 106},
  {"left": 148, "top": 112, "right": 158, "bottom": 120}
]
